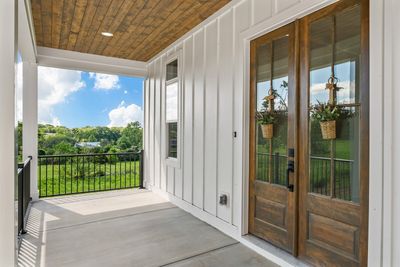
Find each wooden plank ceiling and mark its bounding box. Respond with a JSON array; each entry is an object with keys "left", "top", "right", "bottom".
[{"left": 31, "top": 0, "right": 231, "bottom": 62}]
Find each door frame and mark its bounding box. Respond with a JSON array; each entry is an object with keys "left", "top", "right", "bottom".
[{"left": 244, "top": 0, "right": 368, "bottom": 262}]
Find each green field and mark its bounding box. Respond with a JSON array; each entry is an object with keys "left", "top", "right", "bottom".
[{"left": 38, "top": 160, "right": 140, "bottom": 197}]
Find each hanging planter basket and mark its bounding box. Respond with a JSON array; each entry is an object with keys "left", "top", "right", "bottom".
[
  {"left": 320, "top": 120, "right": 336, "bottom": 140},
  {"left": 261, "top": 124, "right": 273, "bottom": 139}
]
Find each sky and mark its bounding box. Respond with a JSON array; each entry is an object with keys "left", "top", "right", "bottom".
[{"left": 34, "top": 66, "right": 144, "bottom": 128}]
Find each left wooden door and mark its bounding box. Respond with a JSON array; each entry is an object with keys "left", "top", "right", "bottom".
[{"left": 249, "top": 23, "right": 297, "bottom": 254}]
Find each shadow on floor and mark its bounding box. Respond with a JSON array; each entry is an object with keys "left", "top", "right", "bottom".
[{"left": 18, "top": 189, "right": 278, "bottom": 267}]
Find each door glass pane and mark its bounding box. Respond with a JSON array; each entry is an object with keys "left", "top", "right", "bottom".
[
  {"left": 309, "top": 5, "right": 361, "bottom": 203},
  {"left": 256, "top": 43, "right": 271, "bottom": 182},
  {"left": 256, "top": 36, "right": 289, "bottom": 185}
]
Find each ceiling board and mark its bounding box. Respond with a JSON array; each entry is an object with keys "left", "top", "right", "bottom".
[{"left": 31, "top": 0, "right": 231, "bottom": 62}]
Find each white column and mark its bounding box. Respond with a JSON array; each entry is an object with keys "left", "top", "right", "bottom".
[
  {"left": 390, "top": 0, "right": 400, "bottom": 265},
  {"left": 0, "top": 0, "right": 17, "bottom": 265},
  {"left": 23, "top": 62, "right": 39, "bottom": 201}
]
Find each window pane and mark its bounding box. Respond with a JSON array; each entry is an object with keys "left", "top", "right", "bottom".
[
  {"left": 255, "top": 36, "right": 289, "bottom": 186},
  {"left": 167, "top": 122, "right": 178, "bottom": 158},
  {"left": 256, "top": 43, "right": 271, "bottom": 182},
  {"left": 166, "top": 60, "right": 178, "bottom": 81},
  {"left": 166, "top": 82, "right": 178, "bottom": 121},
  {"left": 308, "top": 5, "right": 361, "bottom": 203}
]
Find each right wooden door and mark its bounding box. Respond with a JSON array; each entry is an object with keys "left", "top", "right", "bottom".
[{"left": 298, "top": 0, "right": 369, "bottom": 266}]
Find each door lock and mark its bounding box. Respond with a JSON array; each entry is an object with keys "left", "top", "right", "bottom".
[{"left": 286, "top": 149, "right": 295, "bottom": 192}]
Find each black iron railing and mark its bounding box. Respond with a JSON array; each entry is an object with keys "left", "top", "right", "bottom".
[
  {"left": 256, "top": 153, "right": 354, "bottom": 200},
  {"left": 38, "top": 151, "right": 144, "bottom": 198},
  {"left": 309, "top": 156, "right": 354, "bottom": 200},
  {"left": 18, "top": 156, "right": 32, "bottom": 235}
]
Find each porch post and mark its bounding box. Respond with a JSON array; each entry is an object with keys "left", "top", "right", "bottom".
[
  {"left": 23, "top": 62, "right": 39, "bottom": 201},
  {"left": 0, "top": 0, "right": 17, "bottom": 265}
]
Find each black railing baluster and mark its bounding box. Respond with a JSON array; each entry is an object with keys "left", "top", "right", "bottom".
[
  {"left": 45, "top": 158, "right": 48, "bottom": 197},
  {"left": 109, "top": 155, "right": 111, "bottom": 190},
  {"left": 52, "top": 158, "right": 54, "bottom": 196},
  {"left": 58, "top": 157, "right": 60, "bottom": 195},
  {"left": 124, "top": 155, "right": 127, "bottom": 188},
  {"left": 39, "top": 158, "right": 42, "bottom": 197}
]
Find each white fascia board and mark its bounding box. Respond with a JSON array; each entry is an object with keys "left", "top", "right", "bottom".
[
  {"left": 37, "top": 47, "right": 148, "bottom": 77},
  {"left": 18, "top": 0, "right": 37, "bottom": 62}
]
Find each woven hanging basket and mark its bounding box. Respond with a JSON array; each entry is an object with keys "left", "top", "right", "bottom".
[
  {"left": 320, "top": 120, "right": 336, "bottom": 140},
  {"left": 261, "top": 124, "right": 273, "bottom": 139}
]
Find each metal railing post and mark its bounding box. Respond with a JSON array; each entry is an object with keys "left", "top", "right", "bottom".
[{"left": 139, "top": 150, "right": 144, "bottom": 189}]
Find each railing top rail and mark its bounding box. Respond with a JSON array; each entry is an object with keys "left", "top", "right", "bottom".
[
  {"left": 256, "top": 152, "right": 354, "bottom": 163},
  {"left": 310, "top": 156, "right": 354, "bottom": 163},
  {"left": 38, "top": 151, "right": 141, "bottom": 158},
  {"left": 18, "top": 156, "right": 32, "bottom": 169}
]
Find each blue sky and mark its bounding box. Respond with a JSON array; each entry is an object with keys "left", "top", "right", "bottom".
[{"left": 37, "top": 66, "right": 144, "bottom": 128}]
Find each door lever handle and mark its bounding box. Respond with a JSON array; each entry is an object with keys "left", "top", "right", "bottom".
[{"left": 286, "top": 160, "right": 294, "bottom": 192}]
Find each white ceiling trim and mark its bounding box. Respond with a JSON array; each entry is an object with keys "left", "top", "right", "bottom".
[
  {"left": 18, "top": 0, "right": 37, "bottom": 62},
  {"left": 36, "top": 47, "right": 148, "bottom": 77}
]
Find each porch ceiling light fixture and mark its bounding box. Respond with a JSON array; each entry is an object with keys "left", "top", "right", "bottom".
[{"left": 101, "top": 32, "right": 113, "bottom": 37}]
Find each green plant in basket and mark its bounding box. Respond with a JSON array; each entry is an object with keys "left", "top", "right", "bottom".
[{"left": 310, "top": 101, "right": 343, "bottom": 140}]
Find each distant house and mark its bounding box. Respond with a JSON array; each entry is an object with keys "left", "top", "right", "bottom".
[{"left": 75, "top": 142, "right": 101, "bottom": 148}]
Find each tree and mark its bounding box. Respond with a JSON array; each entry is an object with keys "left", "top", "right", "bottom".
[
  {"left": 36, "top": 122, "right": 142, "bottom": 155},
  {"left": 53, "top": 141, "right": 77, "bottom": 155},
  {"left": 119, "top": 122, "right": 142, "bottom": 151}
]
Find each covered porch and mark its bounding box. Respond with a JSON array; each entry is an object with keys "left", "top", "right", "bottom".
[
  {"left": 18, "top": 189, "right": 277, "bottom": 267},
  {"left": 1, "top": 0, "right": 400, "bottom": 266}
]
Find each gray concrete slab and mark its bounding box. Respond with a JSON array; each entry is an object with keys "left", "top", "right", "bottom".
[
  {"left": 165, "top": 243, "right": 279, "bottom": 267},
  {"left": 18, "top": 190, "right": 279, "bottom": 267}
]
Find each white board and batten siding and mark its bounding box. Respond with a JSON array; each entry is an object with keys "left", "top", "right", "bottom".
[
  {"left": 145, "top": 0, "right": 395, "bottom": 266},
  {"left": 145, "top": 0, "right": 340, "bottom": 230}
]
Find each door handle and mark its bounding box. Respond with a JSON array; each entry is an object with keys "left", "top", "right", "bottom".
[{"left": 286, "top": 160, "right": 294, "bottom": 192}]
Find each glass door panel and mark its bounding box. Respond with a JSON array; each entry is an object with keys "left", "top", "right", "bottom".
[
  {"left": 256, "top": 37, "right": 289, "bottom": 186},
  {"left": 308, "top": 5, "right": 361, "bottom": 203}
]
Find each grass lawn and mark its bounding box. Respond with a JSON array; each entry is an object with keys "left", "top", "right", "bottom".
[{"left": 38, "top": 160, "right": 140, "bottom": 197}]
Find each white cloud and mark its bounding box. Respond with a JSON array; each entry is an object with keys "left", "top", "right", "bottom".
[
  {"left": 108, "top": 101, "right": 143, "bottom": 127},
  {"left": 38, "top": 66, "right": 85, "bottom": 125},
  {"left": 89, "top": 72, "right": 120, "bottom": 90},
  {"left": 124, "top": 90, "right": 128, "bottom": 94}
]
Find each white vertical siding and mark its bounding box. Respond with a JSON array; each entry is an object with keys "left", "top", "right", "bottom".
[
  {"left": 160, "top": 55, "right": 167, "bottom": 191},
  {"left": 217, "top": 10, "right": 234, "bottom": 223},
  {"left": 148, "top": 63, "right": 155, "bottom": 187},
  {"left": 154, "top": 59, "right": 161, "bottom": 189},
  {"left": 144, "top": 77, "right": 150, "bottom": 185},
  {"left": 204, "top": 21, "right": 218, "bottom": 215},
  {"left": 167, "top": 166, "right": 174, "bottom": 194},
  {"left": 192, "top": 29, "right": 205, "bottom": 209},
  {"left": 251, "top": 0, "right": 273, "bottom": 25},
  {"left": 182, "top": 36, "right": 194, "bottom": 203},
  {"left": 232, "top": 0, "right": 250, "bottom": 227},
  {"left": 144, "top": 0, "right": 333, "bottom": 230}
]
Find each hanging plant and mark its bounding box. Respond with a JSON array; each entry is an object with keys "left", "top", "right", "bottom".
[
  {"left": 310, "top": 101, "right": 343, "bottom": 140},
  {"left": 257, "top": 111, "right": 274, "bottom": 139}
]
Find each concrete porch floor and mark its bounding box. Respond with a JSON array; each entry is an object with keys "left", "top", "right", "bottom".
[{"left": 18, "top": 189, "right": 278, "bottom": 267}]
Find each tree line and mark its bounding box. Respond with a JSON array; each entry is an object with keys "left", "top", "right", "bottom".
[{"left": 26, "top": 122, "right": 143, "bottom": 156}]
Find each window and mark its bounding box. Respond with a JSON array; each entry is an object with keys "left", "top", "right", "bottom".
[{"left": 166, "top": 59, "right": 179, "bottom": 161}]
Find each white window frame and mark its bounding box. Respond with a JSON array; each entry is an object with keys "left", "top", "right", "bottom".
[{"left": 164, "top": 53, "right": 182, "bottom": 168}]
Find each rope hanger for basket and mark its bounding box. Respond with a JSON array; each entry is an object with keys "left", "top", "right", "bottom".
[{"left": 325, "top": 16, "right": 342, "bottom": 106}]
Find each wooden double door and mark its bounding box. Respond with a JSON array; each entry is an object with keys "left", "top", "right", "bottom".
[{"left": 249, "top": 0, "right": 369, "bottom": 266}]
